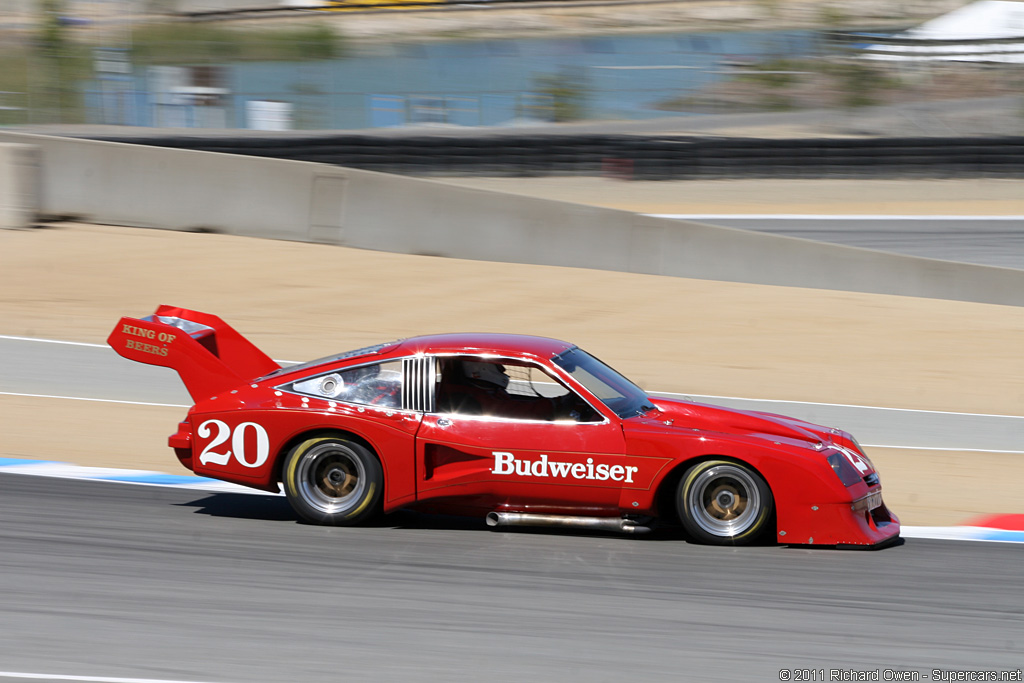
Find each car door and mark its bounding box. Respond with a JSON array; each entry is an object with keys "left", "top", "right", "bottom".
[{"left": 414, "top": 355, "right": 629, "bottom": 514}]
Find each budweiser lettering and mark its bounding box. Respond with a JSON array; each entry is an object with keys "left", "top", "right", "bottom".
[{"left": 492, "top": 451, "right": 637, "bottom": 483}]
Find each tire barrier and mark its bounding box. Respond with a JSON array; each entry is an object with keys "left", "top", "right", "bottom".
[{"left": 88, "top": 134, "right": 1024, "bottom": 179}]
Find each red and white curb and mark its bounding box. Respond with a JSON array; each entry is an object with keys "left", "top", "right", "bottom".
[
  {"left": 902, "top": 515, "right": 1024, "bottom": 543},
  {"left": 2, "top": 456, "right": 1021, "bottom": 541}
]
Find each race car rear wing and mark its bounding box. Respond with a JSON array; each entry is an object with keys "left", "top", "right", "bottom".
[{"left": 108, "top": 305, "right": 280, "bottom": 402}]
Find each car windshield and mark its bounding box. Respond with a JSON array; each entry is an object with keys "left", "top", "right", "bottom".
[{"left": 551, "top": 347, "right": 655, "bottom": 419}]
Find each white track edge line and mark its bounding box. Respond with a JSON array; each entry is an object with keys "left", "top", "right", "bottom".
[
  {"left": 6, "top": 335, "right": 1022, "bottom": 419},
  {"left": 0, "top": 469, "right": 1016, "bottom": 542},
  {"left": 4, "top": 391, "right": 1018, "bottom": 451},
  {"left": 861, "top": 444, "right": 1024, "bottom": 454},
  {"left": 0, "top": 333, "right": 298, "bottom": 364},
  {"left": 0, "top": 335, "right": 107, "bottom": 348},
  {"left": 659, "top": 391, "right": 1024, "bottom": 420},
  {"left": 0, "top": 470, "right": 275, "bottom": 496},
  {"left": 900, "top": 526, "right": 1024, "bottom": 543},
  {"left": 0, "top": 672, "right": 230, "bottom": 683},
  {"left": 0, "top": 461, "right": 1018, "bottom": 542},
  {"left": 647, "top": 214, "right": 1024, "bottom": 220},
  {"left": 0, "top": 391, "right": 189, "bottom": 408}
]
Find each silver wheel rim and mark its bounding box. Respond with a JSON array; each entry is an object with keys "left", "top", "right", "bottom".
[
  {"left": 295, "top": 442, "right": 367, "bottom": 515},
  {"left": 687, "top": 464, "right": 762, "bottom": 537}
]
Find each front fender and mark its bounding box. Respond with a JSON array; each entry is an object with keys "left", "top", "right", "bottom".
[{"left": 622, "top": 423, "right": 895, "bottom": 545}]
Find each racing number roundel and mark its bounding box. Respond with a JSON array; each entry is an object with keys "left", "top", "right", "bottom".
[{"left": 197, "top": 419, "right": 270, "bottom": 469}]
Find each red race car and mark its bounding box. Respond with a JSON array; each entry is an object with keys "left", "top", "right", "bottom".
[{"left": 109, "top": 306, "right": 899, "bottom": 547}]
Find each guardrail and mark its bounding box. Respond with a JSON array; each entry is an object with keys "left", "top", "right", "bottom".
[{"left": 87, "top": 134, "right": 1024, "bottom": 179}]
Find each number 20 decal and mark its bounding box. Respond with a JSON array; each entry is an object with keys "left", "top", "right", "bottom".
[{"left": 197, "top": 419, "right": 270, "bottom": 468}]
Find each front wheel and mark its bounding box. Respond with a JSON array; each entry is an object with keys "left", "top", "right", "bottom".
[
  {"left": 676, "top": 460, "right": 774, "bottom": 545},
  {"left": 282, "top": 436, "right": 383, "bottom": 526}
]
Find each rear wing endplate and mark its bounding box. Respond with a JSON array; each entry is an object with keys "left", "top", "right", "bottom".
[{"left": 108, "top": 305, "right": 280, "bottom": 402}]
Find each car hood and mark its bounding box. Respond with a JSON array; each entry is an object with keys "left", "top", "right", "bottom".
[{"left": 640, "top": 397, "right": 838, "bottom": 451}]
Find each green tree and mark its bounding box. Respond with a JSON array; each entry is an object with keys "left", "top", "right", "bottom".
[
  {"left": 34, "top": 0, "right": 86, "bottom": 123},
  {"left": 533, "top": 70, "right": 587, "bottom": 122}
]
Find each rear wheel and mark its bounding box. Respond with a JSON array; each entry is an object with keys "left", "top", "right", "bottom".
[
  {"left": 676, "top": 460, "right": 773, "bottom": 545},
  {"left": 282, "top": 436, "right": 383, "bottom": 525}
]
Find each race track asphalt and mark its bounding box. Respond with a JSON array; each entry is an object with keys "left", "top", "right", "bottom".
[
  {"left": 653, "top": 217, "right": 1024, "bottom": 270},
  {"left": 0, "top": 473, "right": 1021, "bottom": 683},
  {"left": 3, "top": 212, "right": 1023, "bottom": 682}
]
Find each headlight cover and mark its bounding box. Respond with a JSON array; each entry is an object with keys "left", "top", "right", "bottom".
[{"left": 827, "top": 452, "right": 863, "bottom": 487}]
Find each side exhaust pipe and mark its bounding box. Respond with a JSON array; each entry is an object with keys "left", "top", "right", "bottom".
[{"left": 486, "top": 511, "right": 651, "bottom": 535}]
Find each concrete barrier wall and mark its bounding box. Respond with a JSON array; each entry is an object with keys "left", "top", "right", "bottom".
[
  {"left": 336, "top": 170, "right": 1024, "bottom": 306},
  {"left": 0, "top": 143, "right": 40, "bottom": 230},
  {"left": 3, "top": 130, "right": 1024, "bottom": 307},
  {"left": 0, "top": 131, "right": 346, "bottom": 240}
]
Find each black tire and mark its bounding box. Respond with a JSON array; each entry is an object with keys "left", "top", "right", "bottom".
[
  {"left": 676, "top": 459, "right": 774, "bottom": 545},
  {"left": 282, "top": 436, "right": 383, "bottom": 526}
]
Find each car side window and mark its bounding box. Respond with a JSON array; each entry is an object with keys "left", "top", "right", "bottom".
[
  {"left": 434, "top": 357, "right": 601, "bottom": 422},
  {"left": 287, "top": 360, "right": 403, "bottom": 409}
]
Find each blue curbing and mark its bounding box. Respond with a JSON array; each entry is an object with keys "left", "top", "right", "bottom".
[
  {"left": 0, "top": 457, "right": 56, "bottom": 467},
  {"left": 0, "top": 456, "right": 1019, "bottom": 538},
  {"left": 97, "top": 473, "right": 216, "bottom": 486},
  {"left": 970, "top": 528, "right": 1024, "bottom": 543},
  {"left": 0, "top": 456, "right": 273, "bottom": 495}
]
